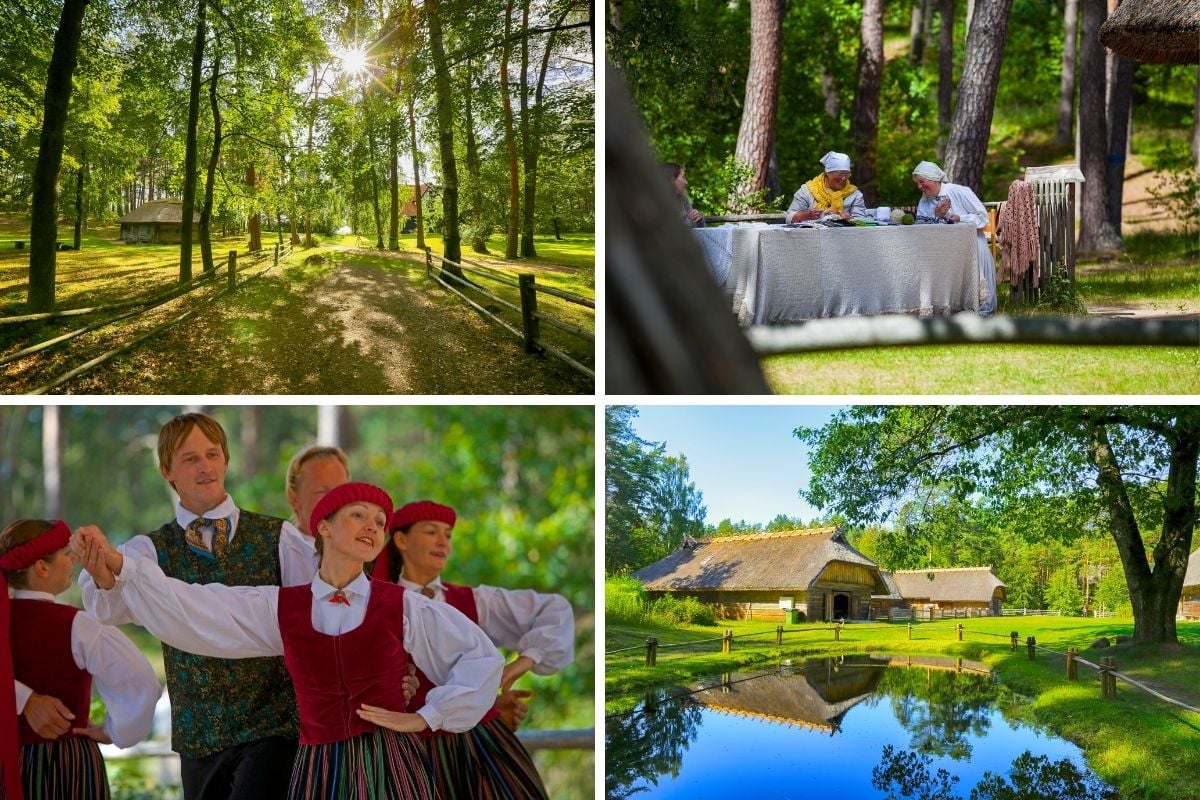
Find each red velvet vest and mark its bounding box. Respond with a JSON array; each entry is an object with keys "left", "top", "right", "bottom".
[
  {"left": 11, "top": 599, "right": 93, "bottom": 745},
  {"left": 411, "top": 582, "right": 500, "bottom": 736},
  {"left": 278, "top": 580, "right": 411, "bottom": 745}
]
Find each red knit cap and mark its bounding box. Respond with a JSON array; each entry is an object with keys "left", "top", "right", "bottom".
[
  {"left": 309, "top": 482, "right": 394, "bottom": 535},
  {"left": 389, "top": 500, "right": 456, "bottom": 532}
]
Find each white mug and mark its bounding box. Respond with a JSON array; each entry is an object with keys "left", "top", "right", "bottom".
[{"left": 875, "top": 206, "right": 891, "bottom": 222}]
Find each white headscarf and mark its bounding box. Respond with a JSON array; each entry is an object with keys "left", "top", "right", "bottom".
[
  {"left": 912, "top": 160, "right": 947, "bottom": 181},
  {"left": 820, "top": 151, "right": 851, "bottom": 173}
]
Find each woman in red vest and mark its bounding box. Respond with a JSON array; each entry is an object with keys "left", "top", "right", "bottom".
[
  {"left": 1, "top": 519, "right": 160, "bottom": 800},
  {"left": 372, "top": 500, "right": 575, "bottom": 799},
  {"left": 74, "top": 483, "right": 503, "bottom": 800}
]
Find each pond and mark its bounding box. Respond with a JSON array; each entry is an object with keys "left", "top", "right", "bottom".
[{"left": 605, "top": 654, "right": 1117, "bottom": 800}]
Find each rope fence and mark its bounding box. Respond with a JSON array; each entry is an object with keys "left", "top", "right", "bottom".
[{"left": 612, "top": 620, "right": 1200, "bottom": 715}]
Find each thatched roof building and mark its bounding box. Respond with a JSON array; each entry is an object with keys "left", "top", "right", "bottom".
[
  {"left": 1099, "top": 0, "right": 1200, "bottom": 65},
  {"left": 1181, "top": 549, "right": 1200, "bottom": 619},
  {"left": 633, "top": 527, "right": 888, "bottom": 622},
  {"left": 117, "top": 200, "right": 200, "bottom": 244},
  {"left": 886, "top": 567, "right": 1007, "bottom": 615}
]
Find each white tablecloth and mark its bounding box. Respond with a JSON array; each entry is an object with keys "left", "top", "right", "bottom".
[{"left": 694, "top": 224, "right": 979, "bottom": 324}]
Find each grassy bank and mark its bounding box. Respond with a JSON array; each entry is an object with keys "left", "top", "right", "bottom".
[{"left": 606, "top": 615, "right": 1200, "bottom": 799}]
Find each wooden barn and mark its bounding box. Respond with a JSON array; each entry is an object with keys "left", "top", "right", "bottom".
[
  {"left": 1180, "top": 549, "right": 1200, "bottom": 620},
  {"left": 632, "top": 526, "right": 888, "bottom": 622},
  {"left": 117, "top": 200, "right": 200, "bottom": 244},
  {"left": 882, "top": 567, "right": 1007, "bottom": 616}
]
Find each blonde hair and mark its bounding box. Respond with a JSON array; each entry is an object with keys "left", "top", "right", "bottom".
[
  {"left": 285, "top": 445, "right": 350, "bottom": 498},
  {"left": 157, "top": 412, "right": 229, "bottom": 473}
]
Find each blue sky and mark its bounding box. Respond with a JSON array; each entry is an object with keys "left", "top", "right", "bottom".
[{"left": 627, "top": 406, "right": 845, "bottom": 527}]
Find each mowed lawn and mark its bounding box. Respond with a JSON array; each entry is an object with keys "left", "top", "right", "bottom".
[{"left": 606, "top": 615, "right": 1200, "bottom": 800}]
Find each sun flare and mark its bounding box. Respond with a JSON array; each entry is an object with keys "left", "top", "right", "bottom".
[{"left": 337, "top": 46, "right": 369, "bottom": 77}]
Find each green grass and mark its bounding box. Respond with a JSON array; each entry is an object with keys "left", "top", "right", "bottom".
[
  {"left": 606, "top": 615, "right": 1200, "bottom": 799},
  {"left": 762, "top": 344, "right": 1199, "bottom": 394}
]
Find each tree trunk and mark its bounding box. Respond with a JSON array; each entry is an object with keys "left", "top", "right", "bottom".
[
  {"left": 180, "top": 0, "right": 206, "bottom": 283},
  {"left": 73, "top": 144, "right": 86, "bottom": 250},
  {"left": 366, "top": 122, "right": 385, "bottom": 249},
  {"left": 463, "top": 61, "right": 488, "bottom": 254},
  {"left": 1105, "top": 55, "right": 1134, "bottom": 235},
  {"left": 427, "top": 0, "right": 462, "bottom": 272},
  {"left": 937, "top": 0, "right": 954, "bottom": 158},
  {"left": 27, "top": 0, "right": 90, "bottom": 311},
  {"left": 910, "top": 0, "right": 927, "bottom": 62},
  {"left": 200, "top": 34, "right": 221, "bottom": 276},
  {"left": 388, "top": 113, "right": 400, "bottom": 250},
  {"left": 851, "top": 0, "right": 884, "bottom": 206},
  {"left": 523, "top": 10, "right": 566, "bottom": 258},
  {"left": 944, "top": 0, "right": 1014, "bottom": 194},
  {"left": 1077, "top": 0, "right": 1122, "bottom": 254},
  {"left": 1088, "top": 421, "right": 1196, "bottom": 645},
  {"left": 1056, "top": 0, "right": 1078, "bottom": 147},
  {"left": 500, "top": 0, "right": 520, "bottom": 259},
  {"left": 1193, "top": 66, "right": 1200, "bottom": 174},
  {"left": 732, "top": 0, "right": 782, "bottom": 211},
  {"left": 519, "top": 0, "right": 537, "bottom": 258},
  {"left": 407, "top": 93, "right": 425, "bottom": 251},
  {"left": 247, "top": 163, "right": 261, "bottom": 251}
]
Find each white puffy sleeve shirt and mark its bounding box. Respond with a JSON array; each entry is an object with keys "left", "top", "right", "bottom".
[
  {"left": 11, "top": 591, "right": 161, "bottom": 748},
  {"left": 106, "top": 555, "right": 502, "bottom": 733}
]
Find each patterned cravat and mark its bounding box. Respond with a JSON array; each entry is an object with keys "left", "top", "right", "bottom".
[{"left": 185, "top": 517, "right": 229, "bottom": 557}]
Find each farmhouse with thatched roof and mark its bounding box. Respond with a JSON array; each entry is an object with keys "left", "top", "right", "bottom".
[
  {"left": 117, "top": 200, "right": 200, "bottom": 244},
  {"left": 632, "top": 526, "right": 888, "bottom": 622},
  {"left": 882, "top": 567, "right": 1007, "bottom": 616},
  {"left": 1180, "top": 549, "right": 1200, "bottom": 620}
]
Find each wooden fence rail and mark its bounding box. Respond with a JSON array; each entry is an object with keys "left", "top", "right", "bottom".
[{"left": 425, "top": 250, "right": 594, "bottom": 379}]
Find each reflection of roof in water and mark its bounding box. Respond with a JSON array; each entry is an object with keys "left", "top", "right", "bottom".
[
  {"left": 688, "top": 655, "right": 992, "bottom": 733},
  {"left": 690, "top": 661, "right": 883, "bottom": 734}
]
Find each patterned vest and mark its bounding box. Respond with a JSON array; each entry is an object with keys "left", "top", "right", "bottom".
[
  {"left": 148, "top": 510, "right": 299, "bottom": 758},
  {"left": 412, "top": 581, "right": 500, "bottom": 735},
  {"left": 11, "top": 600, "right": 92, "bottom": 745},
  {"left": 278, "top": 580, "right": 410, "bottom": 745}
]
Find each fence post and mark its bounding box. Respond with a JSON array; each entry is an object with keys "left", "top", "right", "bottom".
[
  {"left": 274, "top": 243, "right": 280, "bottom": 266},
  {"left": 1099, "top": 657, "right": 1110, "bottom": 698},
  {"left": 1010, "top": 631, "right": 1019, "bottom": 652},
  {"left": 722, "top": 629, "right": 733, "bottom": 654},
  {"left": 907, "top": 623, "right": 912, "bottom": 641},
  {"left": 1066, "top": 647, "right": 1077, "bottom": 680},
  {"left": 957, "top": 624, "right": 963, "bottom": 641},
  {"left": 424, "top": 247, "right": 433, "bottom": 277},
  {"left": 644, "top": 637, "right": 657, "bottom": 667},
  {"left": 834, "top": 622, "right": 841, "bottom": 641},
  {"left": 1027, "top": 636, "right": 1036, "bottom": 660},
  {"left": 519, "top": 274, "right": 540, "bottom": 354},
  {"left": 776, "top": 624, "right": 783, "bottom": 646},
  {"left": 227, "top": 251, "right": 237, "bottom": 290}
]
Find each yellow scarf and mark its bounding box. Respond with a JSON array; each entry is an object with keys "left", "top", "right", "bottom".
[{"left": 805, "top": 174, "right": 857, "bottom": 213}]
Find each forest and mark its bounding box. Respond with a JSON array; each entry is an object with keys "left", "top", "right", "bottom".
[
  {"left": 0, "top": 0, "right": 594, "bottom": 309},
  {"left": 609, "top": 0, "right": 1198, "bottom": 249},
  {"left": 606, "top": 405, "right": 1197, "bottom": 645},
  {"left": 0, "top": 404, "right": 595, "bottom": 798}
]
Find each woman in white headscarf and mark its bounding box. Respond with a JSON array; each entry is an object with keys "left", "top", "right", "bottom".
[
  {"left": 786, "top": 151, "right": 867, "bottom": 222},
  {"left": 912, "top": 160, "right": 997, "bottom": 315}
]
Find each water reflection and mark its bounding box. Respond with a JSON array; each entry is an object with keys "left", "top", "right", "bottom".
[{"left": 605, "top": 654, "right": 1115, "bottom": 800}]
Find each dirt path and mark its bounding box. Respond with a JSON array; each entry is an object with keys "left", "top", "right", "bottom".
[{"left": 59, "top": 247, "right": 592, "bottom": 394}]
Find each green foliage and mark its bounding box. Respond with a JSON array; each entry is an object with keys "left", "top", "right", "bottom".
[
  {"left": 1044, "top": 565, "right": 1084, "bottom": 616},
  {"left": 646, "top": 594, "right": 716, "bottom": 626},
  {"left": 604, "top": 575, "right": 715, "bottom": 626},
  {"left": 1036, "top": 264, "right": 1087, "bottom": 315},
  {"left": 605, "top": 575, "right": 649, "bottom": 624},
  {"left": 1094, "top": 565, "right": 1131, "bottom": 615},
  {"left": 1145, "top": 140, "right": 1200, "bottom": 236}
]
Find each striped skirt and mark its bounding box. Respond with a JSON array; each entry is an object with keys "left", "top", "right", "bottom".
[
  {"left": 20, "top": 736, "right": 109, "bottom": 800},
  {"left": 427, "top": 719, "right": 549, "bottom": 800},
  {"left": 289, "top": 728, "right": 432, "bottom": 800}
]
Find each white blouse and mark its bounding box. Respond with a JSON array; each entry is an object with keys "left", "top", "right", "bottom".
[
  {"left": 11, "top": 590, "right": 161, "bottom": 748},
  {"left": 108, "top": 555, "right": 503, "bottom": 733},
  {"left": 396, "top": 576, "right": 574, "bottom": 675},
  {"left": 80, "top": 496, "right": 317, "bottom": 623}
]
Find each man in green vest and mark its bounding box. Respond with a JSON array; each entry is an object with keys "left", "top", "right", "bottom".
[{"left": 79, "top": 412, "right": 298, "bottom": 800}]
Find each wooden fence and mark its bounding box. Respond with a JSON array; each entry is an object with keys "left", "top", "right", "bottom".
[
  {"left": 424, "top": 250, "right": 594, "bottom": 379},
  {"left": 1, "top": 243, "right": 290, "bottom": 393}
]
